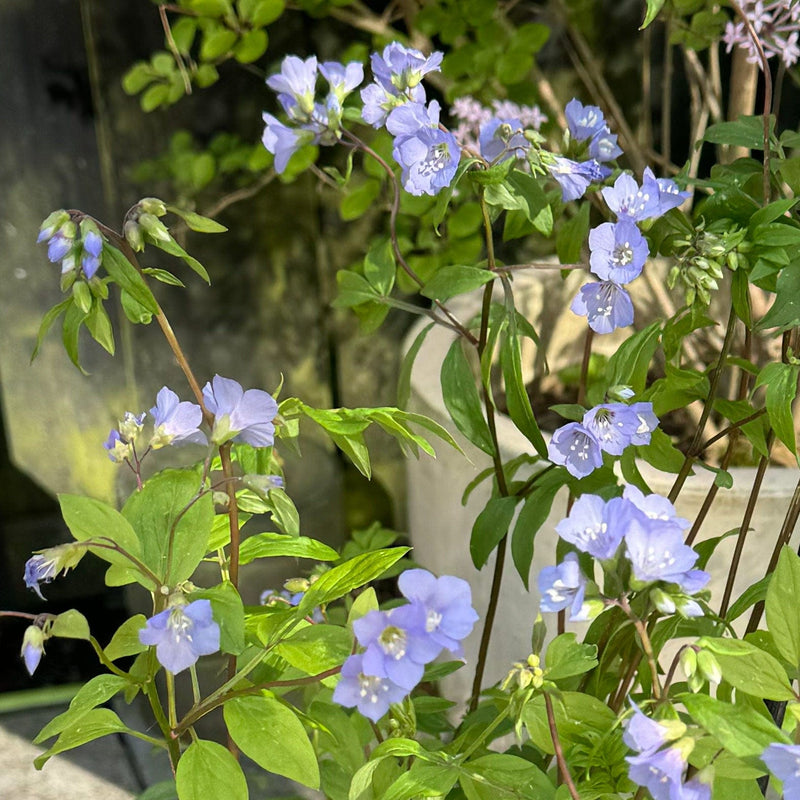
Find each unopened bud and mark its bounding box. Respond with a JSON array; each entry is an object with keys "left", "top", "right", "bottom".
[
  {"left": 124, "top": 220, "right": 144, "bottom": 251},
  {"left": 687, "top": 670, "right": 705, "bottom": 693},
  {"left": 650, "top": 587, "right": 676, "bottom": 615},
  {"left": 139, "top": 213, "right": 171, "bottom": 243},
  {"left": 21, "top": 626, "right": 46, "bottom": 676},
  {"left": 697, "top": 650, "right": 722, "bottom": 685},
  {"left": 679, "top": 647, "right": 697, "bottom": 678},
  {"left": 139, "top": 197, "right": 167, "bottom": 217}
]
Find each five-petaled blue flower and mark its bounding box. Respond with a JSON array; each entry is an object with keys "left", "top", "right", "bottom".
[
  {"left": 139, "top": 599, "right": 221, "bottom": 674},
  {"left": 202, "top": 375, "right": 278, "bottom": 448},
  {"left": 397, "top": 568, "right": 478, "bottom": 658},
  {"left": 332, "top": 653, "right": 408, "bottom": 722},
  {"left": 479, "top": 117, "right": 530, "bottom": 164},
  {"left": 555, "top": 494, "right": 632, "bottom": 560},
  {"left": 582, "top": 403, "right": 645, "bottom": 455},
  {"left": 546, "top": 156, "right": 606, "bottom": 202},
  {"left": 149, "top": 387, "right": 207, "bottom": 449},
  {"left": 547, "top": 421, "right": 603, "bottom": 478},
  {"left": 266, "top": 55, "right": 319, "bottom": 120},
  {"left": 570, "top": 279, "right": 634, "bottom": 334},
  {"left": 588, "top": 219, "right": 649, "bottom": 284},
  {"left": 538, "top": 552, "right": 587, "bottom": 617}
]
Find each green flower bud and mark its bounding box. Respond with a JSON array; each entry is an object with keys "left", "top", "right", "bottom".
[
  {"left": 697, "top": 649, "right": 722, "bottom": 685},
  {"left": 139, "top": 213, "right": 171, "bottom": 243},
  {"left": 679, "top": 647, "right": 697, "bottom": 678},
  {"left": 139, "top": 197, "right": 168, "bottom": 217},
  {"left": 124, "top": 220, "right": 144, "bottom": 252},
  {"left": 687, "top": 670, "right": 705, "bottom": 693}
]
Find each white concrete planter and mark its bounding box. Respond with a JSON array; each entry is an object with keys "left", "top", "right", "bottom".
[{"left": 404, "top": 272, "right": 800, "bottom": 697}]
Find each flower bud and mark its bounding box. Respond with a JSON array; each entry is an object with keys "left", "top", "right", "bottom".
[
  {"left": 37, "top": 209, "right": 70, "bottom": 243},
  {"left": 118, "top": 411, "right": 146, "bottom": 442},
  {"left": 687, "top": 669, "right": 705, "bottom": 693},
  {"left": 139, "top": 197, "right": 167, "bottom": 217},
  {"left": 697, "top": 649, "right": 722, "bottom": 685},
  {"left": 650, "top": 587, "right": 676, "bottom": 615},
  {"left": 124, "top": 219, "right": 144, "bottom": 251},
  {"left": 21, "top": 626, "right": 46, "bottom": 675},
  {"left": 679, "top": 646, "right": 697, "bottom": 678},
  {"left": 139, "top": 213, "right": 171, "bottom": 243},
  {"left": 284, "top": 577, "right": 309, "bottom": 594}
]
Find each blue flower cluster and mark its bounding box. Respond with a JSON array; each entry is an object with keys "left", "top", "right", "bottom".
[
  {"left": 333, "top": 569, "right": 478, "bottom": 722},
  {"left": 37, "top": 212, "right": 105, "bottom": 281},
  {"left": 624, "top": 702, "right": 710, "bottom": 800},
  {"left": 544, "top": 99, "right": 620, "bottom": 202},
  {"left": 262, "top": 55, "right": 364, "bottom": 172},
  {"left": 139, "top": 598, "right": 221, "bottom": 674},
  {"left": 538, "top": 486, "right": 709, "bottom": 620},
  {"left": 547, "top": 402, "right": 658, "bottom": 478},
  {"left": 102, "top": 375, "right": 278, "bottom": 465},
  {"left": 572, "top": 168, "right": 690, "bottom": 333}
]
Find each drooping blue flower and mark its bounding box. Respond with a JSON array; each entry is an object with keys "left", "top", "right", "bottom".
[
  {"left": 21, "top": 626, "right": 45, "bottom": 676},
  {"left": 624, "top": 516, "right": 709, "bottom": 593},
  {"left": 478, "top": 117, "right": 530, "bottom": 164},
  {"left": 266, "top": 55, "right": 318, "bottom": 120},
  {"left": 546, "top": 156, "right": 606, "bottom": 201},
  {"left": 261, "top": 113, "right": 311, "bottom": 173},
  {"left": 589, "top": 128, "right": 623, "bottom": 163},
  {"left": 371, "top": 43, "right": 442, "bottom": 93},
  {"left": 397, "top": 569, "right": 479, "bottom": 657},
  {"left": 139, "top": 599, "right": 220, "bottom": 674},
  {"left": 623, "top": 485, "right": 689, "bottom": 529},
  {"left": 319, "top": 61, "right": 364, "bottom": 103},
  {"left": 538, "top": 553, "right": 587, "bottom": 617},
  {"left": 678, "top": 778, "right": 711, "bottom": 800},
  {"left": 570, "top": 280, "right": 634, "bottom": 334},
  {"left": 103, "top": 429, "right": 131, "bottom": 463},
  {"left": 548, "top": 422, "right": 603, "bottom": 478},
  {"left": 629, "top": 402, "right": 659, "bottom": 445},
  {"left": 602, "top": 172, "right": 662, "bottom": 222},
  {"left": 149, "top": 387, "right": 207, "bottom": 449},
  {"left": 623, "top": 701, "right": 671, "bottom": 756},
  {"left": 81, "top": 228, "right": 104, "bottom": 279},
  {"left": 762, "top": 744, "right": 800, "bottom": 797},
  {"left": 354, "top": 603, "right": 442, "bottom": 691},
  {"left": 555, "top": 494, "right": 632, "bottom": 560},
  {"left": 588, "top": 219, "right": 649, "bottom": 283},
  {"left": 626, "top": 746, "right": 687, "bottom": 800},
  {"left": 332, "top": 653, "right": 408, "bottom": 722},
  {"left": 645, "top": 167, "right": 691, "bottom": 215},
  {"left": 202, "top": 375, "right": 278, "bottom": 448},
  {"left": 24, "top": 555, "right": 59, "bottom": 600},
  {"left": 582, "top": 403, "right": 642, "bottom": 456}
]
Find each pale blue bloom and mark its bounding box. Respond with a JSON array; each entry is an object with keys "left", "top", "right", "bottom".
[
  {"left": 547, "top": 156, "right": 605, "bottom": 201},
  {"left": 570, "top": 280, "right": 634, "bottom": 334},
  {"left": 139, "top": 599, "right": 220, "bottom": 674},
  {"left": 24, "top": 554, "right": 59, "bottom": 600},
  {"left": 548, "top": 421, "right": 603, "bottom": 478},
  {"left": 623, "top": 701, "right": 670, "bottom": 755},
  {"left": 149, "top": 387, "right": 206, "bottom": 448},
  {"left": 371, "top": 43, "right": 442, "bottom": 93},
  {"left": 266, "top": 55, "right": 318, "bottom": 120},
  {"left": 762, "top": 743, "right": 800, "bottom": 796},
  {"left": 538, "top": 553, "right": 587, "bottom": 617},
  {"left": 319, "top": 61, "right": 364, "bottom": 102},
  {"left": 627, "top": 746, "right": 687, "bottom": 800},
  {"left": 555, "top": 494, "right": 632, "bottom": 560},
  {"left": 21, "top": 626, "right": 45, "bottom": 675},
  {"left": 565, "top": 98, "right": 607, "bottom": 142},
  {"left": 479, "top": 117, "right": 530, "bottom": 163},
  {"left": 261, "top": 113, "right": 310, "bottom": 173},
  {"left": 602, "top": 171, "right": 662, "bottom": 222},
  {"left": 202, "top": 375, "right": 278, "bottom": 448},
  {"left": 333, "top": 653, "right": 408, "bottom": 722},
  {"left": 629, "top": 402, "right": 659, "bottom": 445},
  {"left": 582, "top": 403, "right": 642, "bottom": 456},
  {"left": 622, "top": 485, "right": 689, "bottom": 529},
  {"left": 588, "top": 219, "right": 649, "bottom": 283}
]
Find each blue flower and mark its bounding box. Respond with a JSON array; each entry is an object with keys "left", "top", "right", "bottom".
[
  {"left": 478, "top": 117, "right": 530, "bottom": 164},
  {"left": 397, "top": 569, "right": 479, "bottom": 657},
  {"left": 555, "top": 494, "right": 632, "bottom": 560},
  {"left": 81, "top": 228, "right": 103, "bottom": 279},
  {"left": 548, "top": 421, "right": 603, "bottom": 478},
  {"left": 588, "top": 220, "right": 649, "bottom": 283},
  {"left": 624, "top": 516, "right": 709, "bottom": 593},
  {"left": 202, "top": 375, "right": 278, "bottom": 448},
  {"left": 139, "top": 599, "right": 220, "bottom": 674},
  {"left": 602, "top": 171, "right": 662, "bottom": 222},
  {"left": 103, "top": 429, "right": 131, "bottom": 463},
  {"left": 149, "top": 387, "right": 206, "bottom": 449},
  {"left": 538, "top": 553, "right": 587, "bottom": 617},
  {"left": 261, "top": 113, "right": 311, "bottom": 174},
  {"left": 570, "top": 280, "right": 634, "bottom": 334},
  {"left": 589, "top": 128, "right": 623, "bottom": 163},
  {"left": 47, "top": 231, "right": 74, "bottom": 263},
  {"left": 645, "top": 167, "right": 691, "bottom": 215},
  {"left": 629, "top": 402, "right": 659, "bottom": 445},
  {"left": 354, "top": 604, "right": 441, "bottom": 691},
  {"left": 371, "top": 43, "right": 442, "bottom": 93},
  {"left": 627, "top": 746, "right": 687, "bottom": 800},
  {"left": 21, "top": 626, "right": 45, "bottom": 676},
  {"left": 582, "top": 403, "right": 643, "bottom": 456},
  {"left": 319, "top": 61, "right": 364, "bottom": 103},
  {"left": 623, "top": 701, "right": 672, "bottom": 756},
  {"left": 266, "top": 55, "right": 318, "bottom": 120},
  {"left": 332, "top": 653, "right": 408, "bottom": 722},
  {"left": 762, "top": 744, "right": 800, "bottom": 797},
  {"left": 622, "top": 485, "right": 689, "bottom": 529},
  {"left": 546, "top": 156, "right": 605, "bottom": 201},
  {"left": 565, "top": 98, "right": 607, "bottom": 142},
  {"left": 23, "top": 544, "right": 86, "bottom": 600},
  {"left": 390, "top": 107, "right": 461, "bottom": 195}
]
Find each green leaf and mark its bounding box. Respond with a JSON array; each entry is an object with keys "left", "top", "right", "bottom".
[
  {"left": 262, "top": 487, "right": 300, "bottom": 535},
  {"left": 681, "top": 693, "right": 789, "bottom": 758},
  {"left": 239, "top": 532, "right": 339, "bottom": 564},
  {"left": 333, "top": 270, "right": 380, "bottom": 307},
  {"left": 640, "top": 0, "right": 666, "bottom": 28},
  {"left": 500, "top": 328, "right": 547, "bottom": 458},
  {"left": 556, "top": 203, "right": 590, "bottom": 265},
  {"left": 470, "top": 496, "right": 519, "bottom": 569},
  {"left": 363, "top": 238, "right": 395, "bottom": 296},
  {"left": 522, "top": 691, "right": 615, "bottom": 754},
  {"left": 142, "top": 268, "right": 186, "bottom": 287},
  {"left": 276, "top": 624, "right": 353, "bottom": 673},
  {"left": 441, "top": 339, "right": 494, "bottom": 455},
  {"left": 233, "top": 28, "right": 268, "bottom": 63},
  {"left": 700, "top": 637, "right": 795, "bottom": 700},
  {"left": 766, "top": 547, "right": 800, "bottom": 667},
  {"left": 150, "top": 236, "right": 211, "bottom": 283},
  {"left": 120, "top": 289, "right": 154, "bottom": 324},
  {"left": 102, "top": 244, "right": 159, "bottom": 313},
  {"left": 58, "top": 494, "right": 147, "bottom": 587},
  {"left": 224, "top": 695, "right": 319, "bottom": 788},
  {"left": 636, "top": 428, "right": 686, "bottom": 474},
  {"left": 421, "top": 265, "right": 495, "bottom": 302},
  {"left": 748, "top": 198, "right": 799, "bottom": 229},
  {"left": 141, "top": 83, "right": 170, "bottom": 112},
  {"left": 85, "top": 301, "right": 115, "bottom": 355},
  {"left": 726, "top": 575, "right": 770, "bottom": 622},
  {"left": 603, "top": 319, "right": 661, "bottom": 393},
  {"left": 755, "top": 362, "right": 799, "bottom": 457},
  {"left": 340, "top": 179, "right": 381, "bottom": 221},
  {"left": 544, "top": 633, "right": 598, "bottom": 681},
  {"left": 122, "top": 469, "right": 213, "bottom": 585},
  {"left": 298, "top": 548, "right": 409, "bottom": 614},
  {"left": 703, "top": 116, "right": 775, "bottom": 150},
  {"left": 50, "top": 609, "right": 91, "bottom": 640},
  {"left": 755, "top": 259, "right": 800, "bottom": 332},
  {"left": 34, "top": 675, "right": 129, "bottom": 743},
  {"left": 460, "top": 753, "right": 555, "bottom": 800},
  {"left": 175, "top": 739, "right": 248, "bottom": 800},
  {"left": 250, "top": 0, "right": 285, "bottom": 26},
  {"left": 200, "top": 27, "right": 237, "bottom": 60},
  {"left": 165, "top": 205, "right": 227, "bottom": 233},
  {"left": 61, "top": 301, "right": 87, "bottom": 372},
  {"left": 31, "top": 298, "right": 72, "bottom": 362},
  {"left": 34, "top": 708, "right": 133, "bottom": 769},
  {"left": 398, "top": 323, "right": 433, "bottom": 409},
  {"left": 192, "top": 581, "right": 245, "bottom": 655},
  {"left": 104, "top": 615, "right": 147, "bottom": 661},
  {"left": 382, "top": 764, "right": 458, "bottom": 800},
  {"left": 511, "top": 476, "right": 562, "bottom": 588}
]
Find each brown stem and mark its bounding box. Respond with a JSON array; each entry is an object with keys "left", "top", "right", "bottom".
[
  {"left": 619, "top": 596, "right": 661, "bottom": 700},
  {"left": 159, "top": 4, "right": 192, "bottom": 95},
  {"left": 577, "top": 328, "right": 594, "bottom": 407},
  {"left": 697, "top": 408, "right": 767, "bottom": 454},
  {"left": 544, "top": 693, "right": 581, "bottom": 800},
  {"left": 219, "top": 443, "right": 241, "bottom": 588}
]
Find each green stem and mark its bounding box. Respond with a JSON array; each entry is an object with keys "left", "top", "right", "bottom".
[
  {"left": 544, "top": 693, "right": 581, "bottom": 800},
  {"left": 88, "top": 636, "right": 129, "bottom": 678},
  {"left": 144, "top": 678, "right": 181, "bottom": 770}
]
